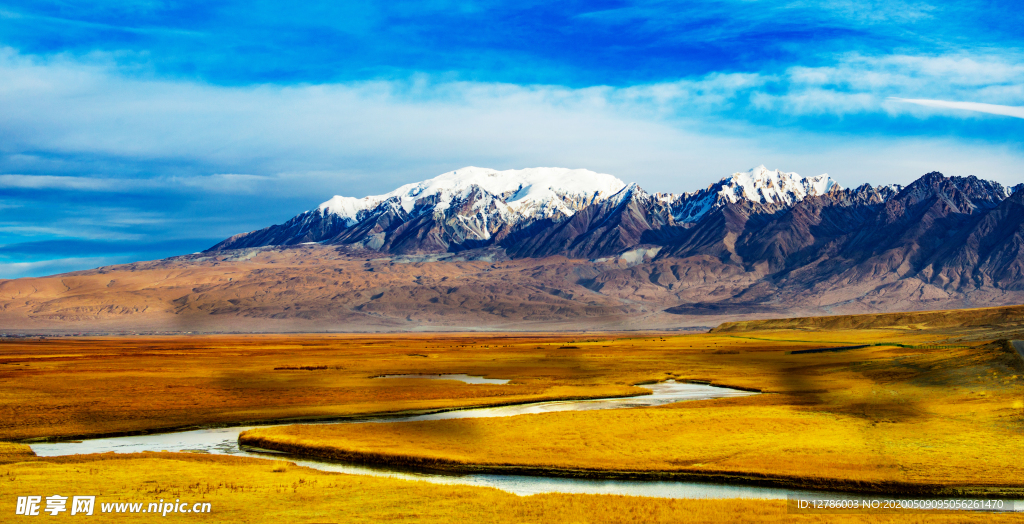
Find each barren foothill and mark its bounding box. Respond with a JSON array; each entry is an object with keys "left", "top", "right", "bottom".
[{"left": 5, "top": 243, "right": 1024, "bottom": 335}]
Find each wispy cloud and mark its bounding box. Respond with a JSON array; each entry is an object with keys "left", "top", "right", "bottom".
[
  {"left": 0, "top": 174, "right": 149, "bottom": 191},
  {"left": 748, "top": 54, "right": 1024, "bottom": 117},
  {"left": 0, "top": 238, "right": 217, "bottom": 258},
  {"left": 889, "top": 98, "right": 1024, "bottom": 119},
  {"left": 0, "top": 173, "right": 271, "bottom": 193},
  {"left": 0, "top": 238, "right": 220, "bottom": 278},
  {"left": 0, "top": 256, "right": 121, "bottom": 279}
]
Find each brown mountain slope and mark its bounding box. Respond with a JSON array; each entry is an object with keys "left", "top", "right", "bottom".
[
  {"left": 2, "top": 243, "right": 1023, "bottom": 334},
  {"left": 0, "top": 246, "right": 681, "bottom": 333}
]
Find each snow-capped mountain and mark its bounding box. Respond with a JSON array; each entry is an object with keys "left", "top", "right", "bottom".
[
  {"left": 209, "top": 165, "right": 859, "bottom": 255},
  {"left": 13, "top": 169, "right": 1024, "bottom": 334},
  {"left": 317, "top": 166, "right": 627, "bottom": 228},
  {"left": 665, "top": 166, "right": 840, "bottom": 224},
  {"left": 715, "top": 165, "right": 839, "bottom": 204},
  {"left": 212, "top": 166, "right": 632, "bottom": 253},
  {"left": 209, "top": 166, "right": 1022, "bottom": 265}
]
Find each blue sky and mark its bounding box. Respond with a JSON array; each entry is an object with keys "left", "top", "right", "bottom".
[{"left": 1, "top": 0, "right": 1023, "bottom": 277}]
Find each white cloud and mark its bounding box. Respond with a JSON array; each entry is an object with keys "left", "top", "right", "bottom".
[
  {"left": 889, "top": 98, "right": 1024, "bottom": 119},
  {"left": 0, "top": 173, "right": 270, "bottom": 193},
  {"left": 0, "top": 47, "right": 1022, "bottom": 200},
  {"left": 0, "top": 256, "right": 121, "bottom": 279},
  {"left": 0, "top": 174, "right": 148, "bottom": 191},
  {"left": 0, "top": 48, "right": 772, "bottom": 194},
  {"left": 751, "top": 53, "right": 1024, "bottom": 116}
]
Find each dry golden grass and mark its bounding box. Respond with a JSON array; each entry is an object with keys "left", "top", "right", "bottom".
[
  {"left": 4, "top": 327, "right": 1024, "bottom": 522},
  {"left": 713, "top": 303, "right": 1024, "bottom": 334},
  {"left": 1, "top": 330, "right": 941, "bottom": 441},
  {"left": 241, "top": 334, "right": 1024, "bottom": 495},
  {"left": 0, "top": 333, "right": 667, "bottom": 440},
  {"left": 1, "top": 452, "right": 1020, "bottom": 523},
  {"left": 0, "top": 442, "right": 33, "bottom": 463}
]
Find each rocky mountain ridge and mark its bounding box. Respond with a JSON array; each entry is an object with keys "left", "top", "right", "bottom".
[
  {"left": 210, "top": 165, "right": 847, "bottom": 255},
  {"left": 2, "top": 166, "right": 1021, "bottom": 333},
  {"left": 209, "top": 166, "right": 1024, "bottom": 303}
]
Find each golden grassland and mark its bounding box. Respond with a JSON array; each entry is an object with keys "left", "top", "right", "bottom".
[
  {"left": 712, "top": 303, "right": 1024, "bottom": 334},
  {"left": 0, "top": 333, "right": 677, "bottom": 441},
  {"left": 240, "top": 333, "right": 1024, "bottom": 496},
  {"left": 1, "top": 448, "right": 1021, "bottom": 523},
  {"left": 3, "top": 327, "right": 1024, "bottom": 522},
  {"left": 0, "top": 330, "right": 955, "bottom": 441}
]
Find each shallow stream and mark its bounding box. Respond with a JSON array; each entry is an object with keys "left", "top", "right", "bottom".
[{"left": 29, "top": 379, "right": 1021, "bottom": 509}]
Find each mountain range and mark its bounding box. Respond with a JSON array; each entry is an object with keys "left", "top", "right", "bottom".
[
  {"left": 211, "top": 165, "right": 852, "bottom": 257},
  {"left": 2, "top": 166, "right": 1023, "bottom": 333},
  {"left": 212, "top": 165, "right": 1024, "bottom": 295}
]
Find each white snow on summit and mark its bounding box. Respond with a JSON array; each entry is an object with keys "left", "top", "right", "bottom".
[
  {"left": 669, "top": 165, "right": 840, "bottom": 223},
  {"left": 315, "top": 164, "right": 846, "bottom": 232},
  {"left": 318, "top": 166, "right": 626, "bottom": 225},
  {"left": 717, "top": 165, "right": 840, "bottom": 205}
]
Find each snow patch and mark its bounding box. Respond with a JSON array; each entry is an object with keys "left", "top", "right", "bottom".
[{"left": 593, "top": 246, "right": 662, "bottom": 267}]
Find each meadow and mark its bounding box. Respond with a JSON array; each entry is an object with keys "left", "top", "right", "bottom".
[
  {"left": 2, "top": 446, "right": 1022, "bottom": 523},
  {"left": 2, "top": 325, "right": 1023, "bottom": 521},
  {"left": 0, "top": 333, "right": 652, "bottom": 441},
  {"left": 0, "top": 330, "right": 944, "bottom": 441},
  {"left": 240, "top": 332, "right": 1024, "bottom": 496}
]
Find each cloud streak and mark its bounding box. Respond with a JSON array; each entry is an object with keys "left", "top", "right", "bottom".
[
  {"left": 0, "top": 256, "right": 124, "bottom": 279},
  {"left": 890, "top": 98, "right": 1024, "bottom": 119},
  {"left": 0, "top": 173, "right": 271, "bottom": 192}
]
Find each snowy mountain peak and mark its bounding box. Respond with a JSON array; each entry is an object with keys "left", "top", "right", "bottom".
[
  {"left": 602, "top": 182, "right": 661, "bottom": 211},
  {"left": 717, "top": 165, "right": 841, "bottom": 205},
  {"left": 318, "top": 166, "right": 626, "bottom": 225},
  {"left": 214, "top": 165, "right": 984, "bottom": 257},
  {"left": 667, "top": 166, "right": 842, "bottom": 223}
]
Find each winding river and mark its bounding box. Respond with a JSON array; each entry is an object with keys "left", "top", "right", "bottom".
[{"left": 29, "top": 379, "right": 1021, "bottom": 510}]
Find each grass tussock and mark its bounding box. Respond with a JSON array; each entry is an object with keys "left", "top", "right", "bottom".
[{"left": 0, "top": 441, "right": 34, "bottom": 463}]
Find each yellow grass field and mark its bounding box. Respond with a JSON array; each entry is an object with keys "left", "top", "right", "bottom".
[
  {"left": 2, "top": 325, "right": 1023, "bottom": 521},
  {"left": 240, "top": 333, "right": 1024, "bottom": 496},
  {"left": 0, "top": 330, "right": 957, "bottom": 441},
  {"left": 2, "top": 447, "right": 1021, "bottom": 523},
  {"left": 0, "top": 333, "right": 660, "bottom": 441}
]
